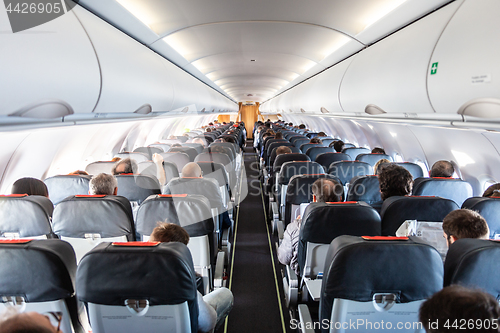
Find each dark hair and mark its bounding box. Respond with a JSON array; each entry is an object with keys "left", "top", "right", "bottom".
[
  {"left": 275, "top": 132, "right": 283, "bottom": 139},
  {"left": 311, "top": 178, "right": 343, "bottom": 203},
  {"left": 205, "top": 128, "right": 212, "bottom": 132},
  {"left": 11, "top": 177, "right": 48, "bottom": 197},
  {"left": 111, "top": 158, "right": 137, "bottom": 175},
  {"left": 331, "top": 140, "right": 344, "bottom": 152},
  {"left": 483, "top": 183, "right": 500, "bottom": 198},
  {"left": 150, "top": 222, "right": 190, "bottom": 245},
  {"left": 317, "top": 132, "right": 327, "bottom": 137},
  {"left": 224, "top": 137, "right": 236, "bottom": 144},
  {"left": 371, "top": 147, "right": 386, "bottom": 154},
  {"left": 298, "top": 124, "right": 306, "bottom": 129},
  {"left": 442, "top": 209, "right": 489, "bottom": 240},
  {"left": 430, "top": 160, "right": 454, "bottom": 178},
  {"left": 378, "top": 164, "right": 413, "bottom": 200},
  {"left": 419, "top": 285, "right": 500, "bottom": 333},
  {"left": 309, "top": 137, "right": 322, "bottom": 144},
  {"left": 276, "top": 146, "right": 292, "bottom": 156},
  {"left": 68, "top": 170, "right": 89, "bottom": 176}
]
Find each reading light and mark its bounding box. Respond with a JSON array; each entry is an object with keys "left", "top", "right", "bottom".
[
  {"left": 134, "top": 104, "right": 152, "bottom": 115},
  {"left": 9, "top": 100, "right": 74, "bottom": 119},
  {"left": 457, "top": 98, "right": 500, "bottom": 118},
  {"left": 365, "top": 104, "right": 387, "bottom": 115}
]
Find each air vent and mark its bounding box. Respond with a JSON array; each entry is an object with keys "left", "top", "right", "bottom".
[
  {"left": 181, "top": 107, "right": 189, "bottom": 113},
  {"left": 458, "top": 98, "right": 500, "bottom": 118},
  {"left": 320, "top": 107, "right": 329, "bottom": 114},
  {"left": 365, "top": 104, "right": 387, "bottom": 115},
  {"left": 134, "top": 104, "right": 152, "bottom": 115},
  {"left": 301, "top": 108, "right": 306, "bottom": 113}
]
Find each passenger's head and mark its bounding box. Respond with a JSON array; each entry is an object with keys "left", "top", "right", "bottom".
[
  {"left": 68, "top": 170, "right": 89, "bottom": 176},
  {"left": 378, "top": 164, "right": 413, "bottom": 200},
  {"left": 483, "top": 183, "right": 500, "bottom": 198},
  {"left": 374, "top": 159, "right": 391, "bottom": 175},
  {"left": 257, "top": 126, "right": 264, "bottom": 133},
  {"left": 311, "top": 178, "right": 343, "bottom": 203},
  {"left": 182, "top": 162, "right": 202, "bottom": 178},
  {"left": 275, "top": 132, "right": 283, "bottom": 140},
  {"left": 205, "top": 128, "right": 212, "bottom": 132},
  {"left": 11, "top": 177, "right": 49, "bottom": 198},
  {"left": 309, "top": 137, "right": 322, "bottom": 144},
  {"left": 430, "top": 160, "right": 454, "bottom": 178},
  {"left": 224, "top": 137, "right": 236, "bottom": 144},
  {"left": 298, "top": 124, "right": 306, "bottom": 129},
  {"left": 442, "top": 209, "right": 489, "bottom": 247},
  {"left": 111, "top": 158, "right": 137, "bottom": 175},
  {"left": 318, "top": 132, "right": 327, "bottom": 137},
  {"left": 419, "top": 285, "right": 500, "bottom": 333},
  {"left": 371, "top": 147, "right": 386, "bottom": 154},
  {"left": 192, "top": 138, "right": 206, "bottom": 147},
  {"left": 149, "top": 222, "right": 190, "bottom": 245},
  {"left": 331, "top": 140, "right": 344, "bottom": 153},
  {"left": 276, "top": 146, "right": 292, "bottom": 156},
  {"left": 89, "top": 173, "right": 117, "bottom": 196},
  {"left": 0, "top": 310, "right": 60, "bottom": 333}
]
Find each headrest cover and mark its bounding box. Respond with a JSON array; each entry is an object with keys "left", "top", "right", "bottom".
[
  {"left": 278, "top": 162, "right": 325, "bottom": 185},
  {"left": 0, "top": 195, "right": 53, "bottom": 237},
  {"left": 462, "top": 197, "right": 500, "bottom": 238},
  {"left": 320, "top": 235, "right": 443, "bottom": 322},
  {"left": 444, "top": 239, "right": 500, "bottom": 298},
  {"left": 45, "top": 175, "right": 91, "bottom": 205},
  {"left": 0, "top": 240, "right": 76, "bottom": 302}
]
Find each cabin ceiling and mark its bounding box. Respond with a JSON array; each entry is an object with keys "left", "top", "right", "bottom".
[{"left": 78, "top": 0, "right": 452, "bottom": 103}]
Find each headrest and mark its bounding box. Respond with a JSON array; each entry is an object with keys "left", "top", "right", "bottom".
[
  {"left": 0, "top": 195, "right": 53, "bottom": 237},
  {"left": 445, "top": 239, "right": 500, "bottom": 298},
  {"left": 328, "top": 161, "right": 373, "bottom": 185},
  {"left": 76, "top": 242, "right": 197, "bottom": 308},
  {"left": 136, "top": 194, "right": 214, "bottom": 238},
  {"left": 462, "top": 197, "right": 500, "bottom": 238},
  {"left": 0, "top": 239, "right": 76, "bottom": 302},
  {"left": 286, "top": 174, "right": 343, "bottom": 204},
  {"left": 115, "top": 174, "right": 161, "bottom": 204},
  {"left": 355, "top": 153, "right": 393, "bottom": 166},
  {"left": 320, "top": 235, "right": 443, "bottom": 321},
  {"left": 45, "top": 175, "right": 91, "bottom": 205},
  {"left": 114, "top": 152, "right": 149, "bottom": 163},
  {"left": 133, "top": 146, "right": 163, "bottom": 159},
  {"left": 412, "top": 177, "right": 473, "bottom": 207},
  {"left": 85, "top": 161, "right": 115, "bottom": 175},
  {"left": 165, "top": 178, "right": 222, "bottom": 210},
  {"left": 347, "top": 175, "right": 382, "bottom": 205},
  {"left": 342, "top": 147, "right": 371, "bottom": 160},
  {"left": 160, "top": 152, "right": 190, "bottom": 172},
  {"left": 306, "top": 147, "right": 336, "bottom": 161},
  {"left": 148, "top": 143, "right": 171, "bottom": 152},
  {"left": 381, "top": 196, "right": 459, "bottom": 236},
  {"left": 182, "top": 143, "right": 204, "bottom": 154},
  {"left": 278, "top": 161, "right": 325, "bottom": 185},
  {"left": 390, "top": 162, "right": 424, "bottom": 179},
  {"left": 196, "top": 162, "right": 229, "bottom": 185},
  {"left": 52, "top": 195, "right": 134, "bottom": 239},
  {"left": 315, "top": 152, "right": 352, "bottom": 168},
  {"left": 195, "top": 152, "right": 231, "bottom": 165},
  {"left": 273, "top": 153, "right": 310, "bottom": 170}
]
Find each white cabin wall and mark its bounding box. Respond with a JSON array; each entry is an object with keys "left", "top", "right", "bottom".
[{"left": 0, "top": 114, "right": 215, "bottom": 194}]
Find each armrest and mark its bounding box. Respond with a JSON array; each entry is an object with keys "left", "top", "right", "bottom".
[
  {"left": 286, "top": 265, "right": 299, "bottom": 289},
  {"left": 298, "top": 304, "right": 316, "bottom": 333},
  {"left": 213, "top": 251, "right": 225, "bottom": 289},
  {"left": 277, "top": 220, "right": 285, "bottom": 243}
]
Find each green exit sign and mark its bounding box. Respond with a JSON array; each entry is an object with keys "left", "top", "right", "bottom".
[{"left": 430, "top": 62, "right": 439, "bottom": 75}]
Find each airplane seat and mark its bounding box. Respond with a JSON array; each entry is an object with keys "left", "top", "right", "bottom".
[
  {"left": 115, "top": 174, "right": 161, "bottom": 205},
  {"left": 319, "top": 138, "right": 336, "bottom": 146},
  {"left": 136, "top": 194, "right": 219, "bottom": 292},
  {"left": 182, "top": 142, "right": 204, "bottom": 154},
  {"left": 194, "top": 135, "right": 214, "bottom": 144},
  {"left": 328, "top": 161, "right": 373, "bottom": 186},
  {"left": 133, "top": 146, "right": 163, "bottom": 159},
  {"left": 85, "top": 161, "right": 115, "bottom": 175},
  {"left": 461, "top": 197, "right": 500, "bottom": 238},
  {"left": 342, "top": 147, "right": 371, "bottom": 160},
  {"left": 264, "top": 139, "right": 288, "bottom": 153},
  {"left": 306, "top": 147, "right": 335, "bottom": 162},
  {"left": 0, "top": 194, "right": 54, "bottom": 239},
  {"left": 160, "top": 152, "right": 190, "bottom": 174},
  {"left": 444, "top": 238, "right": 500, "bottom": 297},
  {"left": 380, "top": 196, "right": 459, "bottom": 236},
  {"left": 273, "top": 153, "right": 311, "bottom": 174},
  {"left": 148, "top": 143, "right": 172, "bottom": 152},
  {"left": 44, "top": 175, "right": 91, "bottom": 205},
  {"left": 76, "top": 242, "right": 198, "bottom": 333},
  {"left": 169, "top": 146, "right": 199, "bottom": 162},
  {"left": 263, "top": 140, "right": 288, "bottom": 164},
  {"left": 209, "top": 142, "right": 239, "bottom": 156},
  {"left": 52, "top": 195, "right": 135, "bottom": 262},
  {"left": 268, "top": 146, "right": 300, "bottom": 171},
  {"left": 300, "top": 143, "right": 323, "bottom": 154},
  {"left": 412, "top": 177, "right": 473, "bottom": 207},
  {"left": 195, "top": 152, "right": 236, "bottom": 191},
  {"left": 205, "top": 146, "right": 235, "bottom": 163},
  {"left": 315, "top": 152, "right": 351, "bottom": 171},
  {"left": 389, "top": 162, "right": 424, "bottom": 179},
  {"left": 343, "top": 143, "right": 356, "bottom": 149},
  {"left": 0, "top": 239, "right": 86, "bottom": 333},
  {"left": 346, "top": 175, "right": 383, "bottom": 212},
  {"left": 293, "top": 138, "right": 310, "bottom": 149},
  {"left": 114, "top": 152, "right": 149, "bottom": 163},
  {"left": 176, "top": 136, "right": 189, "bottom": 143},
  {"left": 355, "top": 153, "right": 393, "bottom": 167},
  {"left": 298, "top": 235, "right": 442, "bottom": 333},
  {"left": 137, "top": 161, "right": 157, "bottom": 178},
  {"left": 162, "top": 161, "right": 180, "bottom": 183},
  {"left": 197, "top": 161, "right": 231, "bottom": 202},
  {"left": 160, "top": 138, "right": 183, "bottom": 145}
]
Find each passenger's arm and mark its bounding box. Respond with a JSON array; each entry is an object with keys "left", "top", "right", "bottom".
[
  {"left": 278, "top": 223, "right": 294, "bottom": 266},
  {"left": 152, "top": 153, "right": 167, "bottom": 186}
]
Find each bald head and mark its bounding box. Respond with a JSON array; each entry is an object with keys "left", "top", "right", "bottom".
[
  {"left": 0, "top": 311, "right": 58, "bottom": 332},
  {"left": 182, "top": 162, "right": 202, "bottom": 178}
]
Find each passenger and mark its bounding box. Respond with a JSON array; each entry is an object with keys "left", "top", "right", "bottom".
[
  {"left": 149, "top": 222, "right": 234, "bottom": 333},
  {"left": 309, "top": 137, "right": 322, "bottom": 144},
  {"left": 442, "top": 209, "right": 489, "bottom": 247},
  {"left": 419, "top": 285, "right": 500, "bottom": 333},
  {"left": 371, "top": 147, "right": 386, "bottom": 154},
  {"left": 11, "top": 177, "right": 49, "bottom": 198},
  {"left": 275, "top": 132, "right": 283, "bottom": 140},
  {"left": 430, "top": 160, "right": 454, "bottom": 178},
  {"left": 112, "top": 155, "right": 166, "bottom": 185},
  {"left": 68, "top": 170, "right": 89, "bottom": 176},
  {"left": 276, "top": 146, "right": 292, "bottom": 156},
  {"left": 482, "top": 183, "right": 500, "bottom": 198},
  {"left": 330, "top": 140, "right": 344, "bottom": 153},
  {"left": 89, "top": 173, "right": 117, "bottom": 196},
  {"left": 0, "top": 308, "right": 60, "bottom": 333},
  {"left": 378, "top": 164, "right": 413, "bottom": 200},
  {"left": 110, "top": 157, "right": 121, "bottom": 162},
  {"left": 278, "top": 178, "right": 343, "bottom": 275},
  {"left": 374, "top": 158, "right": 391, "bottom": 175},
  {"left": 317, "top": 132, "right": 327, "bottom": 137},
  {"left": 298, "top": 124, "right": 306, "bottom": 130},
  {"left": 205, "top": 128, "right": 212, "bottom": 132}
]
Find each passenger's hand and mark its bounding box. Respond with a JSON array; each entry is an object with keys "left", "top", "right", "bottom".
[{"left": 152, "top": 153, "right": 163, "bottom": 164}]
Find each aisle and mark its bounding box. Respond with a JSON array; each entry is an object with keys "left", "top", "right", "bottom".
[{"left": 224, "top": 142, "right": 291, "bottom": 333}]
